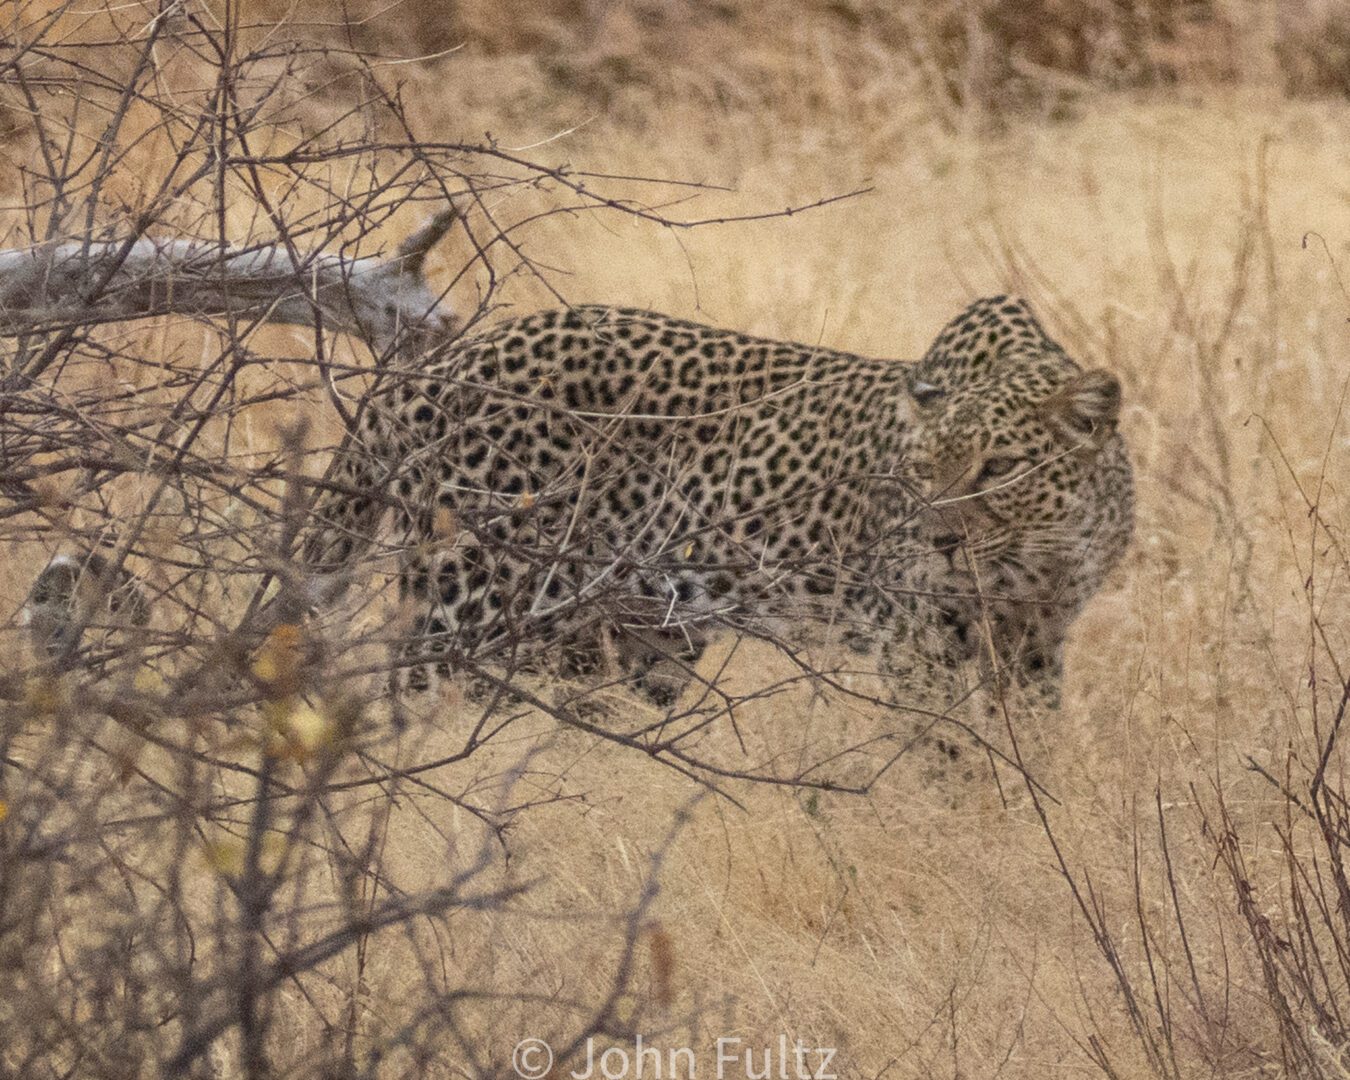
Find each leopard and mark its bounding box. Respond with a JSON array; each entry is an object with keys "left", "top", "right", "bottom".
[
  {"left": 20, "top": 296, "right": 1131, "bottom": 720},
  {"left": 286, "top": 294, "right": 1134, "bottom": 712}
]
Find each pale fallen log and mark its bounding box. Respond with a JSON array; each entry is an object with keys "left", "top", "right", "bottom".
[{"left": 0, "top": 208, "right": 458, "bottom": 352}]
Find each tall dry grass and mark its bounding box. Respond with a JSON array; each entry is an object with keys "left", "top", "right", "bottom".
[{"left": 3, "top": 1, "right": 1350, "bottom": 1076}]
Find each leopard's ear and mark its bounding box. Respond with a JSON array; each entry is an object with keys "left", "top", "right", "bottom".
[
  {"left": 1043, "top": 368, "right": 1121, "bottom": 447},
  {"left": 919, "top": 295, "right": 1056, "bottom": 377}
]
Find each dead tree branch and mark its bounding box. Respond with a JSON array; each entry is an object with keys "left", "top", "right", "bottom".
[{"left": 0, "top": 207, "right": 457, "bottom": 354}]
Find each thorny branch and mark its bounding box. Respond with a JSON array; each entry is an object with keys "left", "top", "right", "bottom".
[{"left": 0, "top": 4, "right": 897, "bottom": 1076}]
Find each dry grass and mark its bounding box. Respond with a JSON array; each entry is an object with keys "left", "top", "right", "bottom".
[{"left": 3, "top": 2, "right": 1350, "bottom": 1076}]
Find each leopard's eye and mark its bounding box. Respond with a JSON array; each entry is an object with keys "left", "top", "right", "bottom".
[{"left": 975, "top": 456, "right": 1021, "bottom": 486}]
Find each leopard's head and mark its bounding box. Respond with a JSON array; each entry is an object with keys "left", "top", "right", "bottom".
[{"left": 908, "top": 296, "right": 1133, "bottom": 638}]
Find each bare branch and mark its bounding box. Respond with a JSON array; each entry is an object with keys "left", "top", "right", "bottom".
[{"left": 0, "top": 221, "right": 456, "bottom": 352}]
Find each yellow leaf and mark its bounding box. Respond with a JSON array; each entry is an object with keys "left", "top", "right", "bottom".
[
  {"left": 0, "top": 800, "right": 9, "bottom": 824},
  {"left": 518, "top": 491, "right": 535, "bottom": 509},
  {"left": 683, "top": 541, "right": 695, "bottom": 559},
  {"left": 22, "top": 675, "right": 69, "bottom": 715},
  {"left": 252, "top": 654, "right": 277, "bottom": 684},
  {"left": 264, "top": 696, "right": 334, "bottom": 761},
  {"left": 201, "top": 839, "right": 245, "bottom": 877},
  {"left": 251, "top": 623, "right": 304, "bottom": 695},
  {"left": 202, "top": 834, "right": 286, "bottom": 878}
]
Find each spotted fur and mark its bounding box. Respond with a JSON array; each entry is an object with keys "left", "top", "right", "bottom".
[
  {"left": 300, "top": 296, "right": 1133, "bottom": 707},
  {"left": 22, "top": 551, "right": 149, "bottom": 664}
]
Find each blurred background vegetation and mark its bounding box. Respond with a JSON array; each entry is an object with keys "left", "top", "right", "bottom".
[{"left": 4, "top": 1, "right": 1350, "bottom": 1077}]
